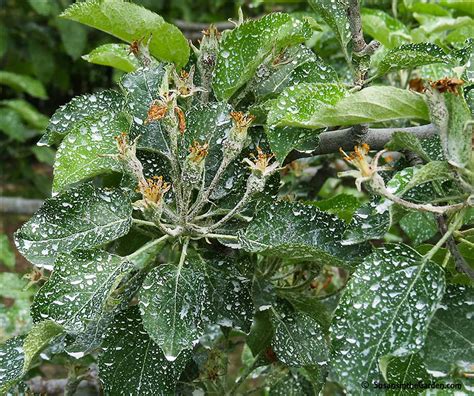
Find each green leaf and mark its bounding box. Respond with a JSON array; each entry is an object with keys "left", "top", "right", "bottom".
[
  {"left": 0, "top": 71, "right": 47, "bottom": 99},
  {"left": 308, "top": 0, "right": 351, "bottom": 60},
  {"left": 276, "top": 127, "right": 321, "bottom": 163},
  {"left": 266, "top": 125, "right": 320, "bottom": 163},
  {"left": 382, "top": 354, "right": 432, "bottom": 396},
  {"left": 0, "top": 234, "right": 15, "bottom": 269},
  {"left": 61, "top": 0, "right": 189, "bottom": 68},
  {"left": 31, "top": 146, "right": 55, "bottom": 165},
  {"left": 428, "top": 90, "right": 472, "bottom": 169},
  {"left": 0, "top": 336, "right": 25, "bottom": 394},
  {"left": 271, "top": 85, "right": 429, "bottom": 129},
  {"left": 423, "top": 284, "right": 473, "bottom": 375},
  {"left": 22, "top": 321, "right": 63, "bottom": 371},
  {"left": 139, "top": 255, "right": 209, "bottom": 360},
  {"left": 0, "top": 25, "right": 8, "bottom": 58},
  {"left": 415, "top": 13, "right": 473, "bottom": 35},
  {"left": 400, "top": 212, "right": 438, "bottom": 245},
  {"left": 361, "top": 8, "right": 411, "bottom": 49},
  {"left": 238, "top": 201, "right": 370, "bottom": 269},
  {"left": 267, "top": 82, "right": 347, "bottom": 128},
  {"left": 82, "top": 43, "right": 139, "bottom": 72},
  {"left": 253, "top": 45, "right": 338, "bottom": 100},
  {"left": 52, "top": 112, "right": 130, "bottom": 192},
  {"left": 99, "top": 307, "right": 190, "bottom": 395},
  {"left": 202, "top": 254, "right": 254, "bottom": 332},
  {"left": 342, "top": 167, "right": 418, "bottom": 244},
  {"left": 0, "top": 99, "right": 49, "bottom": 129},
  {"left": 377, "top": 43, "right": 453, "bottom": 76},
  {"left": 307, "top": 194, "right": 360, "bottom": 223},
  {"left": 0, "top": 108, "right": 38, "bottom": 142},
  {"left": 41, "top": 90, "right": 125, "bottom": 146},
  {"left": 331, "top": 244, "right": 445, "bottom": 393},
  {"left": 385, "top": 131, "right": 431, "bottom": 162},
  {"left": 271, "top": 302, "right": 328, "bottom": 367},
  {"left": 342, "top": 199, "right": 391, "bottom": 244},
  {"left": 269, "top": 371, "right": 315, "bottom": 396},
  {"left": 247, "top": 310, "right": 273, "bottom": 356},
  {"left": 404, "top": 161, "right": 453, "bottom": 192},
  {"left": 0, "top": 273, "right": 32, "bottom": 300},
  {"left": 28, "top": 0, "right": 53, "bottom": 15},
  {"left": 56, "top": 19, "right": 88, "bottom": 60},
  {"left": 119, "top": 65, "right": 168, "bottom": 154},
  {"left": 15, "top": 184, "right": 132, "bottom": 268},
  {"left": 31, "top": 250, "right": 133, "bottom": 333},
  {"left": 28, "top": 40, "right": 55, "bottom": 84},
  {"left": 182, "top": 102, "right": 233, "bottom": 188},
  {"left": 213, "top": 13, "right": 311, "bottom": 100}
]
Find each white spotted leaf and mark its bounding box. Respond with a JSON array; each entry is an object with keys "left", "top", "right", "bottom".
[
  {"left": 40, "top": 90, "right": 125, "bottom": 146},
  {"left": 238, "top": 201, "right": 371, "bottom": 269},
  {"left": 270, "top": 85, "right": 430, "bottom": 129},
  {"left": 139, "top": 255, "right": 210, "bottom": 360},
  {"left": 213, "top": 13, "right": 312, "bottom": 100},
  {"left": 422, "top": 285, "right": 474, "bottom": 375},
  {"left": 308, "top": 0, "right": 351, "bottom": 61},
  {"left": 15, "top": 184, "right": 132, "bottom": 268},
  {"left": 52, "top": 112, "right": 131, "bottom": 193},
  {"left": 0, "top": 336, "right": 25, "bottom": 394},
  {"left": 330, "top": 244, "right": 446, "bottom": 393},
  {"left": 31, "top": 249, "right": 133, "bottom": 333},
  {"left": 99, "top": 307, "right": 190, "bottom": 395},
  {"left": 271, "top": 302, "right": 328, "bottom": 367}
]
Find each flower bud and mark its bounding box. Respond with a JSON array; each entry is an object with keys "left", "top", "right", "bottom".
[
  {"left": 223, "top": 111, "right": 255, "bottom": 160},
  {"left": 182, "top": 141, "right": 209, "bottom": 187}
]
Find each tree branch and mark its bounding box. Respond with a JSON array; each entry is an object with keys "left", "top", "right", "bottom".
[
  {"left": 0, "top": 197, "right": 44, "bottom": 215},
  {"left": 437, "top": 215, "right": 474, "bottom": 280},
  {"left": 284, "top": 123, "right": 437, "bottom": 164}
]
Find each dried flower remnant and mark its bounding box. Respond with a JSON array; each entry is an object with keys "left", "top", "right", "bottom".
[
  {"left": 430, "top": 77, "right": 464, "bottom": 95},
  {"left": 338, "top": 144, "right": 391, "bottom": 191},
  {"left": 144, "top": 100, "right": 168, "bottom": 125},
  {"left": 128, "top": 39, "right": 142, "bottom": 56},
  {"left": 175, "top": 106, "right": 186, "bottom": 134},
  {"left": 23, "top": 267, "right": 47, "bottom": 289},
  {"left": 138, "top": 176, "right": 171, "bottom": 206},
  {"left": 188, "top": 141, "right": 209, "bottom": 164},
  {"left": 409, "top": 78, "right": 425, "bottom": 93},
  {"left": 114, "top": 133, "right": 145, "bottom": 185},
  {"left": 243, "top": 147, "right": 280, "bottom": 178},
  {"left": 230, "top": 111, "right": 255, "bottom": 133},
  {"left": 182, "top": 141, "right": 209, "bottom": 186},
  {"left": 171, "top": 65, "right": 205, "bottom": 98}
]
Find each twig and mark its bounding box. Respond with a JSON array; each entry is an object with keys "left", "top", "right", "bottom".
[
  {"left": 437, "top": 215, "right": 474, "bottom": 279},
  {"left": 284, "top": 124, "right": 437, "bottom": 164},
  {"left": 0, "top": 197, "right": 43, "bottom": 215}
]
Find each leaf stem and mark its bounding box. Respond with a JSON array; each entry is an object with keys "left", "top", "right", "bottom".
[
  {"left": 204, "top": 233, "right": 238, "bottom": 240},
  {"left": 189, "top": 157, "right": 230, "bottom": 219},
  {"left": 127, "top": 235, "right": 169, "bottom": 261},
  {"left": 425, "top": 213, "right": 464, "bottom": 262}
]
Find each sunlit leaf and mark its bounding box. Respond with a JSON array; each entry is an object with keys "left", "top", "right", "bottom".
[
  {"left": 82, "top": 43, "right": 139, "bottom": 72},
  {"left": 213, "top": 13, "right": 311, "bottom": 100},
  {"left": 61, "top": 0, "right": 189, "bottom": 68},
  {"left": 52, "top": 112, "right": 130, "bottom": 192}
]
